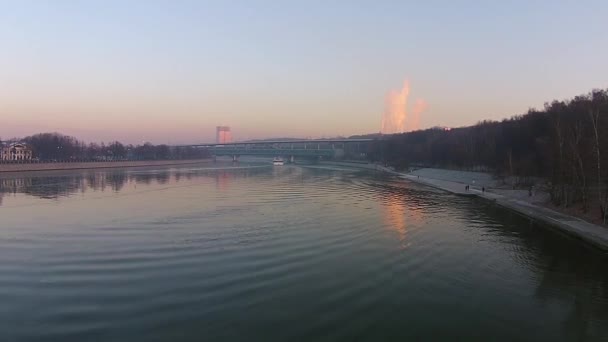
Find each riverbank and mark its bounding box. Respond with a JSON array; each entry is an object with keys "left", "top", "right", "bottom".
[
  {"left": 321, "top": 161, "right": 608, "bottom": 251},
  {"left": 403, "top": 170, "right": 608, "bottom": 251},
  {"left": 0, "top": 159, "right": 212, "bottom": 173}
]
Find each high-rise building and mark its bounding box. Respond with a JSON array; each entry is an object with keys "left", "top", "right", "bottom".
[{"left": 216, "top": 126, "right": 232, "bottom": 144}]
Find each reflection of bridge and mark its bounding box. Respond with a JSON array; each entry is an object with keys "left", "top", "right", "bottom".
[{"left": 177, "top": 139, "right": 373, "bottom": 161}]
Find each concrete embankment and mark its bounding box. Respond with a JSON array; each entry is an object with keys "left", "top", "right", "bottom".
[
  {"left": 321, "top": 161, "right": 608, "bottom": 251},
  {"left": 401, "top": 171, "right": 608, "bottom": 251},
  {"left": 0, "top": 159, "right": 212, "bottom": 173}
]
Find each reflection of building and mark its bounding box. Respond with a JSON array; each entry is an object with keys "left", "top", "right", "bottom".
[
  {"left": 0, "top": 177, "right": 32, "bottom": 194},
  {"left": 216, "top": 126, "right": 232, "bottom": 144},
  {"left": 1, "top": 143, "right": 33, "bottom": 161}
]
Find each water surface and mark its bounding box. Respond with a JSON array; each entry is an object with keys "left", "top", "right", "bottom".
[{"left": 1, "top": 163, "right": 607, "bottom": 341}]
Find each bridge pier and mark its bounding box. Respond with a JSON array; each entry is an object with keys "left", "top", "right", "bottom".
[
  {"left": 290, "top": 155, "right": 294, "bottom": 164},
  {"left": 232, "top": 155, "right": 239, "bottom": 162}
]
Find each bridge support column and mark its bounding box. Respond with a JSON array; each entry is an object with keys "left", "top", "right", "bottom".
[
  {"left": 290, "top": 155, "right": 294, "bottom": 164},
  {"left": 232, "top": 155, "right": 239, "bottom": 162}
]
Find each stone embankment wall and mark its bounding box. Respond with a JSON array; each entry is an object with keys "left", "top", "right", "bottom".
[{"left": 0, "top": 159, "right": 211, "bottom": 173}]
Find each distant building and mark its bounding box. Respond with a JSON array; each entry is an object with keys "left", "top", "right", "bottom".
[
  {"left": 1, "top": 142, "right": 33, "bottom": 161},
  {"left": 216, "top": 126, "right": 232, "bottom": 144}
]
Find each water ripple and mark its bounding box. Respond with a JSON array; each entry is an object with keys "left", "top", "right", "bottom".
[{"left": 1, "top": 164, "right": 607, "bottom": 341}]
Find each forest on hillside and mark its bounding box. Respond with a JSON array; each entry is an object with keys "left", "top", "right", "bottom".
[{"left": 369, "top": 89, "right": 608, "bottom": 223}]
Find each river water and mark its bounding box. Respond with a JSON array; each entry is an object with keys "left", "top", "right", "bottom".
[{"left": 1, "top": 163, "right": 606, "bottom": 341}]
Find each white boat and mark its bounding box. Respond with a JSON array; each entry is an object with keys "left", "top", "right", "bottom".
[{"left": 273, "top": 157, "right": 284, "bottom": 166}]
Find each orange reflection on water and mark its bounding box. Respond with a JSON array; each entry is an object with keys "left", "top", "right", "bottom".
[
  {"left": 215, "top": 170, "right": 232, "bottom": 190},
  {"left": 382, "top": 192, "right": 424, "bottom": 248}
]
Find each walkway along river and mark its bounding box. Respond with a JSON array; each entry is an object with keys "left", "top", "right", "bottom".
[
  {"left": 401, "top": 171, "right": 608, "bottom": 252},
  {"left": 322, "top": 162, "right": 608, "bottom": 252}
]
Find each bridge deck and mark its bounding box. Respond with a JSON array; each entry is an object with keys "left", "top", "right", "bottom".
[
  {"left": 176, "top": 138, "right": 373, "bottom": 148},
  {"left": 212, "top": 148, "right": 334, "bottom": 157}
]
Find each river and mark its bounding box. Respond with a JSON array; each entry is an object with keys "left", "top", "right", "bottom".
[{"left": 1, "top": 163, "right": 606, "bottom": 341}]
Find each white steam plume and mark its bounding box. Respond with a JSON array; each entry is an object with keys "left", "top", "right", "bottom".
[
  {"left": 381, "top": 80, "right": 427, "bottom": 134},
  {"left": 408, "top": 98, "right": 428, "bottom": 132},
  {"left": 381, "top": 80, "right": 409, "bottom": 134}
]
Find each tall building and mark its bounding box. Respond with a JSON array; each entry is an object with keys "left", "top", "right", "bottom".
[{"left": 216, "top": 126, "right": 232, "bottom": 144}]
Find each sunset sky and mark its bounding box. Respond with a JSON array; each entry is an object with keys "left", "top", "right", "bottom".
[{"left": 2, "top": 1, "right": 608, "bottom": 144}]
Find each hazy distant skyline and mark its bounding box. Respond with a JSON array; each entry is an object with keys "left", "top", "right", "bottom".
[{"left": 2, "top": 1, "right": 608, "bottom": 144}]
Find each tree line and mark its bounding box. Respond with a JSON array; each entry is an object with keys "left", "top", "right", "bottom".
[
  {"left": 1, "top": 133, "right": 209, "bottom": 161},
  {"left": 368, "top": 88, "right": 608, "bottom": 223}
]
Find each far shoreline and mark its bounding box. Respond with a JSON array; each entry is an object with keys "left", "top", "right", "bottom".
[{"left": 0, "top": 159, "right": 213, "bottom": 174}]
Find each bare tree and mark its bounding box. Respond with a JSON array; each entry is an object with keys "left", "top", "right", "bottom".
[
  {"left": 568, "top": 121, "right": 588, "bottom": 211},
  {"left": 589, "top": 109, "right": 607, "bottom": 223}
]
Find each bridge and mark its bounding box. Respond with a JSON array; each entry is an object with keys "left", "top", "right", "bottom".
[{"left": 175, "top": 138, "right": 373, "bottom": 161}]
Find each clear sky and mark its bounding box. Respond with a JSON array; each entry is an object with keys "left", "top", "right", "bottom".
[{"left": 1, "top": 1, "right": 607, "bottom": 144}]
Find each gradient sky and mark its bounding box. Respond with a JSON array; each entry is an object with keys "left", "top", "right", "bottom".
[{"left": 2, "top": 1, "right": 608, "bottom": 144}]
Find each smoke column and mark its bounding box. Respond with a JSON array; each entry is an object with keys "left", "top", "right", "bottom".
[
  {"left": 408, "top": 99, "right": 428, "bottom": 132},
  {"left": 381, "top": 80, "right": 427, "bottom": 134},
  {"left": 381, "top": 80, "right": 410, "bottom": 134}
]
